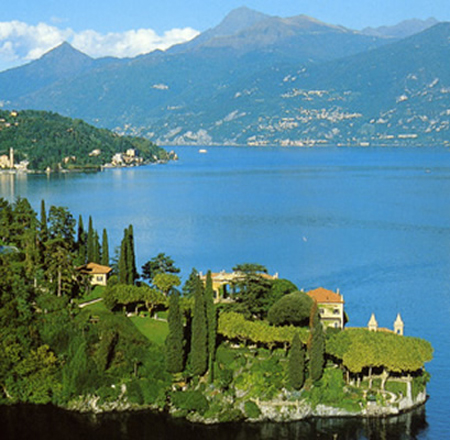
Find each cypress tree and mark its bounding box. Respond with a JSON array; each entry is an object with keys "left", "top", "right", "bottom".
[
  {"left": 93, "top": 230, "right": 101, "bottom": 264},
  {"left": 86, "top": 216, "right": 95, "bottom": 262},
  {"left": 308, "top": 302, "right": 325, "bottom": 382},
  {"left": 205, "top": 270, "right": 217, "bottom": 381},
  {"left": 76, "top": 215, "right": 86, "bottom": 265},
  {"left": 165, "top": 289, "right": 185, "bottom": 373},
  {"left": 101, "top": 229, "right": 109, "bottom": 266},
  {"left": 127, "top": 225, "right": 137, "bottom": 284},
  {"left": 38, "top": 200, "right": 48, "bottom": 264},
  {"left": 288, "top": 332, "right": 305, "bottom": 390},
  {"left": 118, "top": 225, "right": 137, "bottom": 285},
  {"left": 118, "top": 228, "right": 127, "bottom": 283},
  {"left": 190, "top": 275, "right": 208, "bottom": 377}
]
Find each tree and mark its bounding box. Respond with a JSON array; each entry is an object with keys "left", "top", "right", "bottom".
[
  {"left": 165, "top": 289, "right": 185, "bottom": 373},
  {"left": 182, "top": 267, "right": 199, "bottom": 298},
  {"left": 45, "top": 206, "right": 76, "bottom": 297},
  {"left": 205, "top": 271, "right": 217, "bottom": 381},
  {"left": 308, "top": 302, "right": 325, "bottom": 382},
  {"left": 86, "top": 216, "right": 95, "bottom": 263},
  {"left": 75, "top": 214, "right": 87, "bottom": 266},
  {"left": 288, "top": 332, "right": 305, "bottom": 390},
  {"left": 92, "top": 230, "right": 101, "bottom": 264},
  {"left": 118, "top": 225, "right": 137, "bottom": 285},
  {"left": 190, "top": 276, "right": 208, "bottom": 376},
  {"left": 268, "top": 291, "right": 313, "bottom": 327},
  {"left": 101, "top": 228, "right": 109, "bottom": 266},
  {"left": 141, "top": 253, "right": 180, "bottom": 283},
  {"left": 265, "top": 279, "right": 298, "bottom": 310},
  {"left": 327, "top": 328, "right": 433, "bottom": 388},
  {"left": 126, "top": 225, "right": 137, "bottom": 283},
  {"left": 153, "top": 273, "right": 181, "bottom": 296},
  {"left": 38, "top": 200, "right": 48, "bottom": 262},
  {"left": 230, "top": 263, "right": 273, "bottom": 319}
]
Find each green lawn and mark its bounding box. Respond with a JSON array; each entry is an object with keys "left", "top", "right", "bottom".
[
  {"left": 77, "top": 285, "right": 106, "bottom": 303},
  {"left": 130, "top": 316, "right": 169, "bottom": 345},
  {"left": 79, "top": 300, "right": 109, "bottom": 314}
]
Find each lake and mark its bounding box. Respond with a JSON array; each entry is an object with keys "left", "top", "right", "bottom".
[{"left": 1, "top": 146, "right": 449, "bottom": 439}]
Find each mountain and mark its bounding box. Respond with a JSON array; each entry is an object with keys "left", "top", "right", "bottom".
[
  {"left": 362, "top": 18, "right": 439, "bottom": 39},
  {"left": 169, "top": 6, "right": 270, "bottom": 53},
  {"left": 0, "top": 8, "right": 448, "bottom": 147},
  {"left": 0, "top": 42, "right": 123, "bottom": 102}
]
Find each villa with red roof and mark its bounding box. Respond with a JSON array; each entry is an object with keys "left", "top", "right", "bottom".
[{"left": 306, "top": 287, "right": 345, "bottom": 329}]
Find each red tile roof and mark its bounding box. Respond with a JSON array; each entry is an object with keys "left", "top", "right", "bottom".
[{"left": 307, "top": 287, "right": 344, "bottom": 304}]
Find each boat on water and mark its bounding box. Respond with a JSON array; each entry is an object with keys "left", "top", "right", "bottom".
[{"left": 198, "top": 149, "right": 208, "bottom": 154}]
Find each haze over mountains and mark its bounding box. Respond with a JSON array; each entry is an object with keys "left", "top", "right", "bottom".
[{"left": 0, "top": 7, "right": 448, "bottom": 147}]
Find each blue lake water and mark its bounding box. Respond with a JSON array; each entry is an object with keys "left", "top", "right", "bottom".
[{"left": 1, "top": 146, "right": 450, "bottom": 439}]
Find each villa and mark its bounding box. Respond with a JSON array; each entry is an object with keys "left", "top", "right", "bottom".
[
  {"left": 200, "top": 270, "right": 279, "bottom": 303},
  {"left": 76, "top": 262, "right": 112, "bottom": 286},
  {"left": 306, "top": 287, "right": 345, "bottom": 329}
]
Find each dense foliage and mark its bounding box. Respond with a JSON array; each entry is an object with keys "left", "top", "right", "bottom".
[
  {"left": 0, "top": 197, "right": 171, "bottom": 406},
  {"left": 0, "top": 196, "right": 434, "bottom": 422},
  {"left": 0, "top": 109, "right": 171, "bottom": 171}
]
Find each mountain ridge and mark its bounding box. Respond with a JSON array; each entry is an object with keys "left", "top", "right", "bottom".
[{"left": 0, "top": 8, "right": 448, "bottom": 147}]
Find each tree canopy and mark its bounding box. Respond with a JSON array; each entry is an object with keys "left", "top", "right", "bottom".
[
  {"left": 267, "top": 291, "right": 314, "bottom": 327},
  {"left": 0, "top": 109, "right": 170, "bottom": 171},
  {"left": 327, "top": 328, "right": 433, "bottom": 375}
]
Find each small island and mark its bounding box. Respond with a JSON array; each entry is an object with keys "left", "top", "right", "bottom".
[
  {"left": 0, "top": 199, "right": 433, "bottom": 423},
  {"left": 0, "top": 110, "right": 176, "bottom": 173}
]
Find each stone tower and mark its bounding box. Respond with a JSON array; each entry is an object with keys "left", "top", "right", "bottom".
[
  {"left": 368, "top": 313, "right": 378, "bottom": 332},
  {"left": 9, "top": 147, "right": 14, "bottom": 169},
  {"left": 394, "top": 313, "right": 404, "bottom": 336}
]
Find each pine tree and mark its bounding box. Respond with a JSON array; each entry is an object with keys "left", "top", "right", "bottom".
[
  {"left": 190, "top": 275, "right": 208, "bottom": 377},
  {"left": 308, "top": 302, "right": 325, "bottom": 382},
  {"left": 86, "top": 216, "right": 95, "bottom": 262},
  {"left": 101, "top": 229, "right": 109, "bottom": 266},
  {"left": 288, "top": 332, "right": 305, "bottom": 390},
  {"left": 182, "top": 267, "right": 199, "bottom": 298},
  {"left": 205, "top": 270, "right": 217, "bottom": 381},
  {"left": 165, "top": 289, "right": 185, "bottom": 373}
]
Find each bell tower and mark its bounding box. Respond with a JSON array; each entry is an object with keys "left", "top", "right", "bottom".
[{"left": 394, "top": 313, "right": 404, "bottom": 336}]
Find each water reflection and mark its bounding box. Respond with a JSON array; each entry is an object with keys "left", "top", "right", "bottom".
[{"left": 0, "top": 404, "right": 428, "bottom": 440}]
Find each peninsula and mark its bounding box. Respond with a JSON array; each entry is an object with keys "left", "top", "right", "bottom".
[
  {"left": 0, "top": 199, "right": 433, "bottom": 423},
  {"left": 0, "top": 110, "right": 176, "bottom": 173}
]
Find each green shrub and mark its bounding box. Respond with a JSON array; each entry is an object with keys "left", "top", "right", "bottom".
[
  {"left": 218, "top": 408, "right": 244, "bottom": 423},
  {"left": 216, "top": 366, "right": 234, "bottom": 390},
  {"left": 171, "top": 390, "right": 209, "bottom": 414},
  {"left": 127, "top": 379, "right": 144, "bottom": 405},
  {"left": 244, "top": 400, "right": 261, "bottom": 419}
]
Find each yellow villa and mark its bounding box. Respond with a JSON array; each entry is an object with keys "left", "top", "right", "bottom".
[
  {"left": 76, "top": 262, "right": 112, "bottom": 286},
  {"left": 200, "top": 270, "right": 279, "bottom": 303},
  {"left": 306, "top": 287, "right": 345, "bottom": 329}
]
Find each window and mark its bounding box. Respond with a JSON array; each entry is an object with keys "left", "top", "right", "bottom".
[{"left": 333, "top": 308, "right": 340, "bottom": 315}]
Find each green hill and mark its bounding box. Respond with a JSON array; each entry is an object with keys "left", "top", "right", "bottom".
[{"left": 0, "top": 109, "right": 172, "bottom": 171}]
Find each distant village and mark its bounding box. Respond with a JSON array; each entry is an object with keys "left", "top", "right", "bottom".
[{"left": 0, "top": 145, "right": 155, "bottom": 173}]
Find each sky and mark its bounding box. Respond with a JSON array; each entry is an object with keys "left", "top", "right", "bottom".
[{"left": 0, "top": 0, "right": 448, "bottom": 72}]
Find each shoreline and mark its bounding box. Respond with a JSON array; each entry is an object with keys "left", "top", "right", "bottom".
[{"left": 62, "top": 387, "right": 428, "bottom": 424}]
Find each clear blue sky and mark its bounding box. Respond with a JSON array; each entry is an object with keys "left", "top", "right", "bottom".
[{"left": 0, "top": 1, "right": 448, "bottom": 71}]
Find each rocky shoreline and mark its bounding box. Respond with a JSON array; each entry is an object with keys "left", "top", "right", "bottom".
[{"left": 65, "top": 386, "right": 428, "bottom": 424}]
